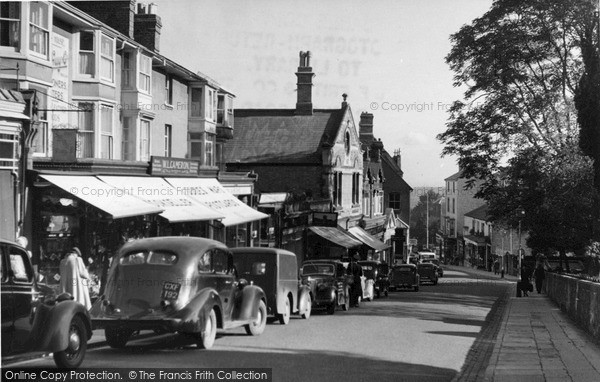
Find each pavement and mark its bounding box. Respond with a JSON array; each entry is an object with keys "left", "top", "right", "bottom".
[{"left": 447, "top": 265, "right": 600, "bottom": 382}]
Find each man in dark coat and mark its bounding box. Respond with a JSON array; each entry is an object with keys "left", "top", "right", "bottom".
[
  {"left": 348, "top": 253, "right": 363, "bottom": 307},
  {"left": 534, "top": 262, "right": 546, "bottom": 293}
]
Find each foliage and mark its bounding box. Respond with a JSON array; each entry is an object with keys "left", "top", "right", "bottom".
[
  {"left": 409, "top": 190, "right": 442, "bottom": 250},
  {"left": 438, "top": 0, "right": 597, "bottom": 193}
]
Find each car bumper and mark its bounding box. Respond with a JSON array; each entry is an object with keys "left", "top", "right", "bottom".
[{"left": 92, "top": 317, "right": 188, "bottom": 332}]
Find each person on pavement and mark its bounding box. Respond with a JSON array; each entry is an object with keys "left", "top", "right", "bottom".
[
  {"left": 348, "top": 253, "right": 363, "bottom": 307},
  {"left": 534, "top": 258, "right": 546, "bottom": 294},
  {"left": 519, "top": 264, "right": 533, "bottom": 297},
  {"left": 59, "top": 247, "right": 92, "bottom": 310}
]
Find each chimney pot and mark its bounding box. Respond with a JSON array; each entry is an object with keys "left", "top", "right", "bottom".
[{"left": 295, "top": 50, "right": 314, "bottom": 115}]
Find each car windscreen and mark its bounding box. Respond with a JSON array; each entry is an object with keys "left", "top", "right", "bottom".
[
  {"left": 302, "top": 264, "right": 335, "bottom": 276},
  {"left": 120, "top": 250, "right": 178, "bottom": 266}
]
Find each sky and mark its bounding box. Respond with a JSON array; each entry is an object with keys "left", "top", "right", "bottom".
[{"left": 152, "top": 0, "right": 494, "bottom": 187}]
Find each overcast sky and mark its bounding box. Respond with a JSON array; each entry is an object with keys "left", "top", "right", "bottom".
[{"left": 152, "top": 0, "right": 493, "bottom": 187}]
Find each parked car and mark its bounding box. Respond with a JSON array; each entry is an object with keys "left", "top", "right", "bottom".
[
  {"left": 422, "top": 259, "right": 443, "bottom": 277},
  {"left": 358, "top": 260, "right": 389, "bottom": 298},
  {"left": 90, "top": 237, "right": 267, "bottom": 350},
  {"left": 1, "top": 239, "right": 92, "bottom": 368},
  {"left": 300, "top": 260, "right": 351, "bottom": 314},
  {"left": 417, "top": 262, "right": 439, "bottom": 285},
  {"left": 389, "top": 263, "right": 420, "bottom": 291},
  {"left": 231, "top": 247, "right": 311, "bottom": 324},
  {"left": 418, "top": 251, "right": 438, "bottom": 262}
]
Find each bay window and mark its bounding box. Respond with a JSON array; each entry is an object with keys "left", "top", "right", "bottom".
[
  {"left": 189, "top": 132, "right": 202, "bottom": 158},
  {"left": 205, "top": 135, "right": 214, "bottom": 166},
  {"left": 100, "top": 105, "right": 113, "bottom": 159},
  {"left": 139, "top": 55, "right": 151, "bottom": 93},
  {"left": 0, "top": 2, "right": 20, "bottom": 49},
  {"left": 77, "top": 103, "right": 94, "bottom": 158},
  {"left": 140, "top": 119, "right": 150, "bottom": 161},
  {"left": 207, "top": 88, "right": 216, "bottom": 120},
  {"left": 0, "top": 131, "right": 18, "bottom": 170},
  {"left": 122, "top": 116, "right": 134, "bottom": 160},
  {"left": 122, "top": 51, "right": 133, "bottom": 89},
  {"left": 79, "top": 31, "right": 94, "bottom": 75},
  {"left": 29, "top": 2, "right": 48, "bottom": 58},
  {"left": 100, "top": 35, "right": 114, "bottom": 82},
  {"left": 190, "top": 88, "right": 202, "bottom": 117}
]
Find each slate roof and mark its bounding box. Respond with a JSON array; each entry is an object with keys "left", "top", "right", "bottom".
[
  {"left": 381, "top": 149, "right": 413, "bottom": 191},
  {"left": 444, "top": 170, "right": 463, "bottom": 181},
  {"left": 464, "top": 204, "right": 489, "bottom": 221},
  {"left": 225, "top": 108, "right": 346, "bottom": 164}
]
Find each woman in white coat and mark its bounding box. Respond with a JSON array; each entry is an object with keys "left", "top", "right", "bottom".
[{"left": 59, "top": 247, "right": 91, "bottom": 310}]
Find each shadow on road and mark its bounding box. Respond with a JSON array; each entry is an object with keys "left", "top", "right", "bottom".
[{"left": 92, "top": 337, "right": 456, "bottom": 382}]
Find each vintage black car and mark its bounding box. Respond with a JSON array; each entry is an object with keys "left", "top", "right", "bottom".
[
  {"left": 358, "top": 260, "right": 390, "bottom": 298},
  {"left": 417, "top": 262, "right": 439, "bottom": 285},
  {"left": 389, "top": 263, "right": 420, "bottom": 291},
  {"left": 90, "top": 237, "right": 267, "bottom": 350},
  {"left": 231, "top": 247, "right": 311, "bottom": 324},
  {"left": 1, "top": 239, "right": 92, "bottom": 368},
  {"left": 422, "top": 259, "right": 443, "bottom": 277},
  {"left": 300, "top": 260, "right": 351, "bottom": 314}
]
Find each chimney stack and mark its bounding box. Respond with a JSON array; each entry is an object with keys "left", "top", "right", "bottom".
[
  {"left": 68, "top": 1, "right": 136, "bottom": 38},
  {"left": 359, "top": 112, "right": 374, "bottom": 141},
  {"left": 134, "top": 2, "right": 162, "bottom": 52},
  {"left": 393, "top": 148, "right": 402, "bottom": 169},
  {"left": 295, "top": 51, "right": 314, "bottom": 115}
]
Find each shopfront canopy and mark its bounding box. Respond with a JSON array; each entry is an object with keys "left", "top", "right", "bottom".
[
  {"left": 348, "top": 226, "right": 390, "bottom": 252},
  {"left": 308, "top": 226, "right": 362, "bottom": 249},
  {"left": 40, "top": 175, "right": 163, "bottom": 219},
  {"left": 165, "top": 178, "right": 268, "bottom": 227},
  {"left": 98, "top": 176, "right": 224, "bottom": 223}
]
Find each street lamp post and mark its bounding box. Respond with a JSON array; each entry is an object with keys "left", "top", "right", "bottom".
[{"left": 426, "top": 191, "right": 429, "bottom": 250}]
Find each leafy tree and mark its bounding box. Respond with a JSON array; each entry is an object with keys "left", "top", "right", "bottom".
[{"left": 410, "top": 190, "right": 441, "bottom": 251}]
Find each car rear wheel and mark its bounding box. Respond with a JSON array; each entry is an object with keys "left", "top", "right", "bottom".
[
  {"left": 105, "top": 327, "right": 133, "bottom": 349},
  {"left": 414, "top": 286, "right": 419, "bottom": 292},
  {"left": 196, "top": 308, "right": 217, "bottom": 349},
  {"left": 301, "top": 295, "right": 311, "bottom": 319},
  {"left": 277, "top": 298, "right": 291, "bottom": 325},
  {"left": 53, "top": 315, "right": 87, "bottom": 368},
  {"left": 245, "top": 300, "right": 267, "bottom": 336}
]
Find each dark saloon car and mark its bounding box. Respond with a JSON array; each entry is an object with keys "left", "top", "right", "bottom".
[
  {"left": 417, "top": 262, "right": 439, "bottom": 285},
  {"left": 422, "top": 259, "right": 443, "bottom": 277},
  {"left": 300, "top": 260, "right": 351, "bottom": 314},
  {"left": 358, "top": 261, "right": 390, "bottom": 298},
  {"left": 231, "top": 247, "right": 311, "bottom": 324},
  {"left": 1, "top": 239, "right": 92, "bottom": 368},
  {"left": 389, "top": 264, "right": 419, "bottom": 291},
  {"left": 90, "top": 237, "right": 267, "bottom": 350}
]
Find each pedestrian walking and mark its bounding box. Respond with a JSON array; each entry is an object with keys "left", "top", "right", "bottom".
[
  {"left": 534, "top": 260, "right": 546, "bottom": 294},
  {"left": 517, "top": 264, "right": 533, "bottom": 297},
  {"left": 493, "top": 259, "right": 499, "bottom": 275},
  {"left": 348, "top": 253, "right": 363, "bottom": 307},
  {"left": 59, "top": 247, "right": 92, "bottom": 310}
]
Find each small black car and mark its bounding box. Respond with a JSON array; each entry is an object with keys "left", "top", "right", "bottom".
[
  {"left": 1, "top": 239, "right": 92, "bottom": 368},
  {"left": 300, "top": 260, "right": 351, "bottom": 314}
]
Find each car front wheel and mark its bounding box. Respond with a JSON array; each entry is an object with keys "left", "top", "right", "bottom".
[
  {"left": 53, "top": 315, "right": 87, "bottom": 368},
  {"left": 245, "top": 300, "right": 267, "bottom": 336},
  {"left": 301, "top": 295, "right": 311, "bottom": 319},
  {"left": 196, "top": 308, "right": 217, "bottom": 349},
  {"left": 105, "top": 327, "right": 133, "bottom": 348}
]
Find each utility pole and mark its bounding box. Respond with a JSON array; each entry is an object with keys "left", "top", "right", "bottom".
[{"left": 426, "top": 191, "right": 429, "bottom": 250}]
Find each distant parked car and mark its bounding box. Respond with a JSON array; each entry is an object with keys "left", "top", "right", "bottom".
[
  {"left": 90, "top": 237, "right": 267, "bottom": 350},
  {"left": 417, "top": 262, "right": 439, "bottom": 285},
  {"left": 1, "top": 239, "right": 92, "bottom": 368},
  {"left": 358, "top": 260, "right": 389, "bottom": 298},
  {"left": 389, "top": 264, "right": 419, "bottom": 292},
  {"left": 422, "top": 259, "right": 443, "bottom": 277},
  {"left": 300, "top": 260, "right": 351, "bottom": 314},
  {"left": 231, "top": 247, "right": 311, "bottom": 324}
]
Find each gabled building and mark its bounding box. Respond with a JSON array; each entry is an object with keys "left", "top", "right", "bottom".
[
  {"left": 463, "top": 204, "right": 492, "bottom": 269},
  {"left": 381, "top": 148, "right": 412, "bottom": 262},
  {"left": 225, "top": 51, "right": 367, "bottom": 263}
]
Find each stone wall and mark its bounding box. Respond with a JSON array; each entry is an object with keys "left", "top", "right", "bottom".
[{"left": 545, "top": 272, "right": 600, "bottom": 342}]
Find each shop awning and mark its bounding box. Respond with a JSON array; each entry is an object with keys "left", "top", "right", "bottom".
[
  {"left": 98, "top": 176, "right": 224, "bottom": 223},
  {"left": 165, "top": 178, "right": 268, "bottom": 227},
  {"left": 308, "top": 226, "right": 362, "bottom": 249},
  {"left": 464, "top": 235, "right": 487, "bottom": 246},
  {"left": 348, "top": 226, "right": 390, "bottom": 252},
  {"left": 258, "top": 193, "right": 288, "bottom": 206},
  {"left": 40, "top": 175, "right": 163, "bottom": 219}
]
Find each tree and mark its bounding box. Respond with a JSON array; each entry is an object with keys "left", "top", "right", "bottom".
[
  {"left": 439, "top": 0, "right": 597, "bottom": 192},
  {"left": 409, "top": 190, "right": 441, "bottom": 251}
]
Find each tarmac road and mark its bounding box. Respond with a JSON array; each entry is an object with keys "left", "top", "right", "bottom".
[{"left": 6, "top": 269, "right": 511, "bottom": 382}]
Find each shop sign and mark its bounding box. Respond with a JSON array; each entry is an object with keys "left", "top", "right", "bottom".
[
  {"left": 312, "top": 212, "right": 338, "bottom": 227},
  {"left": 150, "top": 156, "right": 199, "bottom": 176}
]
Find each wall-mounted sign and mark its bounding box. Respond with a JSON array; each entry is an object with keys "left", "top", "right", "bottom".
[
  {"left": 312, "top": 212, "right": 338, "bottom": 227},
  {"left": 150, "top": 156, "right": 199, "bottom": 176}
]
